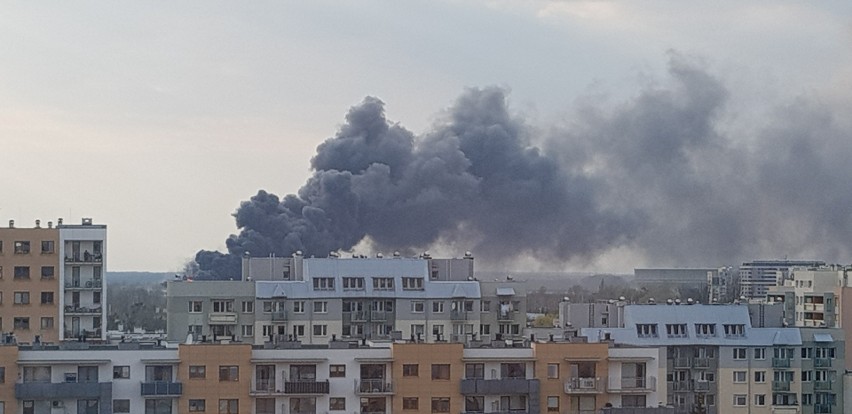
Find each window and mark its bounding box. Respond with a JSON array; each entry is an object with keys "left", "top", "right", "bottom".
[
  {"left": 241, "top": 301, "right": 253, "bottom": 313},
  {"left": 403, "top": 398, "right": 419, "bottom": 410},
  {"left": 733, "top": 394, "right": 747, "bottom": 406},
  {"left": 636, "top": 324, "right": 658, "bottom": 338},
  {"left": 432, "top": 301, "right": 444, "bottom": 313},
  {"left": 241, "top": 325, "right": 253, "bottom": 336},
  {"left": 754, "top": 371, "right": 766, "bottom": 383},
  {"left": 189, "top": 301, "right": 202, "bottom": 313},
  {"left": 431, "top": 397, "right": 450, "bottom": 413},
  {"left": 40, "top": 292, "right": 53, "bottom": 304},
  {"left": 481, "top": 301, "right": 491, "bottom": 312},
  {"left": 815, "top": 347, "right": 835, "bottom": 358},
  {"left": 480, "top": 324, "right": 491, "bottom": 335},
  {"left": 723, "top": 324, "right": 745, "bottom": 337},
  {"left": 0, "top": 367, "right": 4, "bottom": 383},
  {"left": 733, "top": 348, "right": 747, "bottom": 360},
  {"left": 754, "top": 348, "right": 766, "bottom": 360},
  {"left": 41, "top": 240, "right": 54, "bottom": 254},
  {"left": 501, "top": 363, "right": 525, "bottom": 379},
  {"left": 14, "top": 317, "right": 29, "bottom": 330},
  {"left": 801, "top": 347, "right": 813, "bottom": 359},
  {"left": 432, "top": 364, "right": 450, "bottom": 380},
  {"left": 14, "top": 291, "right": 29, "bottom": 305},
  {"left": 329, "top": 365, "right": 345, "bottom": 378},
  {"left": 256, "top": 399, "right": 274, "bottom": 414},
  {"left": 402, "top": 277, "right": 424, "bottom": 290},
  {"left": 403, "top": 364, "right": 419, "bottom": 377},
  {"left": 93, "top": 291, "right": 101, "bottom": 304},
  {"left": 465, "top": 396, "right": 484, "bottom": 413},
  {"left": 293, "top": 325, "right": 305, "bottom": 336},
  {"left": 189, "top": 365, "right": 206, "bottom": 379},
  {"left": 113, "top": 366, "right": 130, "bottom": 379},
  {"left": 23, "top": 366, "right": 51, "bottom": 382},
  {"left": 373, "top": 277, "right": 394, "bottom": 290},
  {"left": 14, "top": 241, "right": 30, "bottom": 254},
  {"left": 313, "top": 277, "right": 335, "bottom": 291},
  {"left": 14, "top": 266, "right": 30, "bottom": 279},
  {"left": 218, "top": 366, "right": 238, "bottom": 381},
  {"left": 189, "top": 399, "right": 206, "bottom": 412},
  {"left": 733, "top": 371, "right": 746, "bottom": 383},
  {"left": 212, "top": 300, "right": 233, "bottom": 313},
  {"left": 113, "top": 400, "right": 130, "bottom": 413},
  {"left": 313, "top": 324, "right": 327, "bottom": 336},
  {"left": 411, "top": 301, "right": 425, "bottom": 313},
  {"left": 293, "top": 301, "right": 305, "bottom": 313},
  {"left": 695, "top": 323, "right": 716, "bottom": 336},
  {"left": 754, "top": 394, "right": 766, "bottom": 406},
  {"left": 329, "top": 398, "right": 345, "bottom": 411},
  {"left": 801, "top": 370, "right": 812, "bottom": 382},
  {"left": 40, "top": 266, "right": 54, "bottom": 279},
  {"left": 547, "top": 363, "right": 559, "bottom": 379},
  {"left": 262, "top": 325, "right": 274, "bottom": 337},
  {"left": 313, "top": 301, "right": 328, "bottom": 313},
  {"left": 218, "top": 399, "right": 238, "bottom": 414},
  {"left": 774, "top": 347, "right": 794, "bottom": 359},
  {"left": 547, "top": 396, "right": 559, "bottom": 412},
  {"left": 342, "top": 277, "right": 364, "bottom": 290},
  {"left": 666, "top": 324, "right": 688, "bottom": 338}
]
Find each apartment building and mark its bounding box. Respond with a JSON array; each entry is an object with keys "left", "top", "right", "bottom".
[
  {"left": 167, "top": 254, "right": 528, "bottom": 345},
  {"left": 580, "top": 303, "right": 845, "bottom": 414},
  {"left": 0, "top": 336, "right": 668, "bottom": 414},
  {"left": 0, "top": 218, "right": 106, "bottom": 344}
]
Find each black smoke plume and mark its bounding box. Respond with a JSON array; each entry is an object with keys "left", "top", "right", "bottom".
[{"left": 195, "top": 54, "right": 852, "bottom": 279}]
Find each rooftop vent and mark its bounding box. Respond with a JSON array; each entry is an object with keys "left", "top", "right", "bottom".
[
  {"left": 47, "top": 221, "right": 53, "bottom": 229},
  {"left": 57, "top": 218, "right": 63, "bottom": 225},
  {"left": 82, "top": 218, "right": 93, "bottom": 225},
  {"left": 8, "top": 220, "right": 14, "bottom": 228},
  {"left": 35, "top": 219, "right": 41, "bottom": 228}
]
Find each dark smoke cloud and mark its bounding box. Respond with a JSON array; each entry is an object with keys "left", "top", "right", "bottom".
[{"left": 195, "top": 53, "right": 852, "bottom": 278}]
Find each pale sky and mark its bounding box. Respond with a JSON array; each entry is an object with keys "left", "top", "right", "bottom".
[{"left": 2, "top": 1, "right": 851, "bottom": 273}]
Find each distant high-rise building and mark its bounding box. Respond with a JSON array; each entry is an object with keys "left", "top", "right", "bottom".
[{"left": 738, "top": 260, "right": 825, "bottom": 300}]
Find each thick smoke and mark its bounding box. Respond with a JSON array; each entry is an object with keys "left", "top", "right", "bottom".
[{"left": 196, "top": 54, "right": 852, "bottom": 278}]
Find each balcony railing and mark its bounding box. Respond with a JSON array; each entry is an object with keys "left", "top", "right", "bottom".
[
  {"left": 65, "top": 280, "right": 103, "bottom": 289},
  {"left": 208, "top": 312, "right": 238, "bottom": 324},
  {"left": 64, "top": 306, "right": 103, "bottom": 315},
  {"left": 693, "top": 381, "right": 710, "bottom": 392},
  {"left": 608, "top": 376, "right": 656, "bottom": 393},
  {"left": 814, "top": 404, "right": 833, "bottom": 414},
  {"left": 356, "top": 379, "right": 393, "bottom": 395},
  {"left": 564, "top": 377, "right": 602, "bottom": 393},
  {"left": 451, "top": 311, "right": 472, "bottom": 321},
  {"left": 771, "top": 380, "right": 791, "bottom": 392},
  {"left": 693, "top": 358, "right": 711, "bottom": 368},
  {"left": 671, "top": 381, "right": 691, "bottom": 392},
  {"left": 460, "top": 378, "right": 539, "bottom": 395},
  {"left": 285, "top": 380, "right": 330, "bottom": 394},
  {"left": 271, "top": 310, "right": 288, "bottom": 322},
  {"left": 814, "top": 358, "right": 832, "bottom": 368},
  {"left": 772, "top": 358, "right": 792, "bottom": 368},
  {"left": 141, "top": 381, "right": 183, "bottom": 396},
  {"left": 16, "top": 381, "right": 111, "bottom": 399},
  {"left": 252, "top": 379, "right": 280, "bottom": 395},
  {"left": 672, "top": 358, "right": 691, "bottom": 368},
  {"left": 813, "top": 381, "right": 832, "bottom": 391},
  {"left": 498, "top": 312, "right": 515, "bottom": 322},
  {"left": 65, "top": 255, "right": 103, "bottom": 264},
  {"left": 64, "top": 329, "right": 102, "bottom": 339}
]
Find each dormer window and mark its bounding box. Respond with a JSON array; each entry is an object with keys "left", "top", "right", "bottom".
[{"left": 636, "top": 324, "right": 658, "bottom": 338}]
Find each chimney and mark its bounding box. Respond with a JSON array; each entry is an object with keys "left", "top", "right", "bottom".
[
  {"left": 35, "top": 219, "right": 41, "bottom": 228},
  {"left": 47, "top": 221, "right": 53, "bottom": 229},
  {"left": 8, "top": 220, "right": 14, "bottom": 228},
  {"left": 57, "top": 218, "right": 64, "bottom": 225}
]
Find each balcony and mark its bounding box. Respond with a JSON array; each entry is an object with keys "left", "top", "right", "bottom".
[
  {"left": 693, "top": 358, "right": 711, "bottom": 368},
  {"left": 607, "top": 376, "right": 656, "bottom": 393},
  {"left": 16, "top": 381, "right": 111, "bottom": 399},
  {"left": 271, "top": 310, "right": 288, "bottom": 322},
  {"left": 772, "top": 381, "right": 791, "bottom": 392},
  {"left": 64, "top": 280, "right": 103, "bottom": 290},
  {"left": 251, "top": 379, "right": 282, "bottom": 395},
  {"left": 813, "top": 381, "right": 832, "bottom": 391},
  {"left": 564, "top": 377, "right": 602, "bottom": 394},
  {"left": 64, "top": 306, "right": 103, "bottom": 315},
  {"left": 141, "top": 381, "right": 183, "bottom": 396},
  {"left": 356, "top": 379, "right": 393, "bottom": 395},
  {"left": 64, "top": 255, "right": 103, "bottom": 264},
  {"left": 497, "top": 312, "right": 515, "bottom": 322},
  {"left": 772, "top": 358, "right": 791, "bottom": 368},
  {"left": 451, "top": 310, "right": 472, "bottom": 321},
  {"left": 460, "top": 378, "right": 539, "bottom": 395},
  {"left": 814, "top": 358, "right": 832, "bottom": 368},
  {"left": 350, "top": 311, "right": 369, "bottom": 322},
  {"left": 694, "top": 381, "right": 710, "bottom": 392},
  {"left": 64, "top": 329, "right": 102, "bottom": 339},
  {"left": 671, "top": 381, "right": 691, "bottom": 392},
  {"left": 285, "top": 380, "right": 330, "bottom": 394},
  {"left": 208, "top": 312, "right": 238, "bottom": 324},
  {"left": 814, "top": 404, "right": 833, "bottom": 414},
  {"left": 672, "top": 357, "right": 691, "bottom": 369},
  {"left": 370, "top": 311, "right": 388, "bottom": 321}
]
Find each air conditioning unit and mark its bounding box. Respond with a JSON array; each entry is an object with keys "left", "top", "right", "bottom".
[{"left": 52, "top": 400, "right": 64, "bottom": 408}]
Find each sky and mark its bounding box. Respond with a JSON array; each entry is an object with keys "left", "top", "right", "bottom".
[{"left": 2, "top": 1, "right": 851, "bottom": 273}]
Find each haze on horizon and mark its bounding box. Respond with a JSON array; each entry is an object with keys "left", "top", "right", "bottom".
[{"left": 2, "top": 1, "right": 851, "bottom": 274}]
